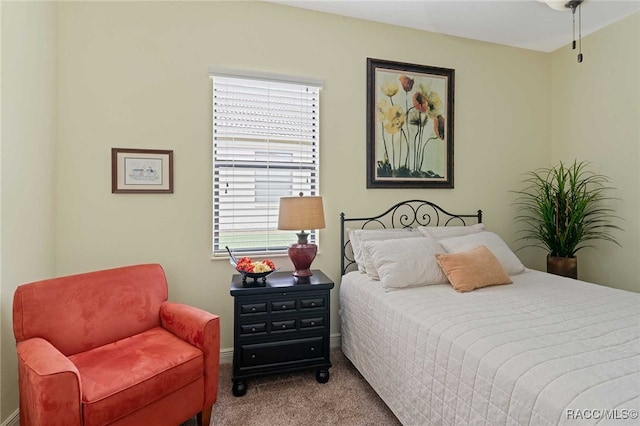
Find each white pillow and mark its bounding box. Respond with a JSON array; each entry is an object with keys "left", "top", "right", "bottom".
[
  {"left": 417, "top": 223, "right": 484, "bottom": 240},
  {"left": 438, "top": 231, "right": 526, "bottom": 275},
  {"left": 348, "top": 228, "right": 416, "bottom": 273},
  {"left": 362, "top": 237, "right": 448, "bottom": 291}
]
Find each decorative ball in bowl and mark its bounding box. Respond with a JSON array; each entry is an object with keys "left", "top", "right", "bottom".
[
  {"left": 236, "top": 262, "right": 277, "bottom": 284},
  {"left": 226, "top": 247, "right": 277, "bottom": 284}
]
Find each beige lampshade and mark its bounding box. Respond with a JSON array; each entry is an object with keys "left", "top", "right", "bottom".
[{"left": 278, "top": 196, "right": 326, "bottom": 231}]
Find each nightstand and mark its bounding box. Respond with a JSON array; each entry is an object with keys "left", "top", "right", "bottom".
[{"left": 229, "top": 270, "right": 334, "bottom": 397}]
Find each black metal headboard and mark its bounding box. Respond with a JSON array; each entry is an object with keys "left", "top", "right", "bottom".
[{"left": 340, "top": 199, "right": 482, "bottom": 275}]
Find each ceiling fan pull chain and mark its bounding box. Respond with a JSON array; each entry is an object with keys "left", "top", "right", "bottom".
[
  {"left": 577, "top": 3, "right": 583, "bottom": 63},
  {"left": 572, "top": 5, "right": 577, "bottom": 50},
  {"left": 571, "top": 7, "right": 576, "bottom": 50}
]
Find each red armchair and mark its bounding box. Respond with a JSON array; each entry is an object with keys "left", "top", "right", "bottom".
[{"left": 12, "top": 264, "right": 220, "bottom": 426}]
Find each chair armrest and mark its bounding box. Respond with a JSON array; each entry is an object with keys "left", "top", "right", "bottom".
[
  {"left": 16, "top": 338, "right": 82, "bottom": 426},
  {"left": 160, "top": 302, "right": 220, "bottom": 406}
]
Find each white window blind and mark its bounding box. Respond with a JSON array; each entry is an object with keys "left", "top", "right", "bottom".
[{"left": 211, "top": 72, "right": 322, "bottom": 256}]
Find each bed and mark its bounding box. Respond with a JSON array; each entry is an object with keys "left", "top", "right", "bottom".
[{"left": 339, "top": 200, "right": 640, "bottom": 425}]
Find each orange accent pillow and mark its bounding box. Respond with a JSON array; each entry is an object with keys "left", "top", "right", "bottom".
[{"left": 435, "top": 246, "right": 512, "bottom": 293}]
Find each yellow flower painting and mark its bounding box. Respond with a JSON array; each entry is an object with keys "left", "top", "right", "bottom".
[{"left": 367, "top": 58, "right": 454, "bottom": 188}]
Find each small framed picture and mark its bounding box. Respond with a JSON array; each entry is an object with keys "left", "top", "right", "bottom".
[{"left": 111, "top": 148, "right": 173, "bottom": 194}]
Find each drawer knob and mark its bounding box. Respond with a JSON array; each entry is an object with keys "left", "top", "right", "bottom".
[
  {"left": 251, "top": 307, "right": 256, "bottom": 312},
  {"left": 310, "top": 302, "right": 316, "bottom": 307},
  {"left": 281, "top": 304, "right": 287, "bottom": 309},
  {"left": 310, "top": 347, "right": 315, "bottom": 351},
  {"left": 281, "top": 324, "right": 287, "bottom": 329},
  {"left": 251, "top": 327, "right": 256, "bottom": 332},
  {"left": 310, "top": 321, "right": 315, "bottom": 326},
  {"left": 251, "top": 354, "right": 256, "bottom": 359}
]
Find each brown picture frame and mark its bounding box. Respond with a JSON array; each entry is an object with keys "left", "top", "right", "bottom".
[
  {"left": 367, "top": 58, "right": 455, "bottom": 188},
  {"left": 111, "top": 148, "right": 173, "bottom": 194}
]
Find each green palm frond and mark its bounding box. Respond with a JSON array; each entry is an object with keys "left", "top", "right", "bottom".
[{"left": 512, "top": 160, "right": 622, "bottom": 257}]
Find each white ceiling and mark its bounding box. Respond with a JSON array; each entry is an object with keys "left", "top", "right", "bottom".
[{"left": 269, "top": 0, "right": 640, "bottom": 52}]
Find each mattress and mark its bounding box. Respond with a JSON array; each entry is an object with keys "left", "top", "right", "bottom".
[{"left": 339, "top": 270, "right": 640, "bottom": 425}]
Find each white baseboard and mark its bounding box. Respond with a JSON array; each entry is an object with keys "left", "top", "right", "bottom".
[
  {"left": 1, "top": 409, "right": 19, "bottom": 426},
  {"left": 330, "top": 332, "right": 342, "bottom": 349},
  {"left": 220, "top": 347, "right": 234, "bottom": 364},
  {"left": 220, "top": 333, "right": 342, "bottom": 364}
]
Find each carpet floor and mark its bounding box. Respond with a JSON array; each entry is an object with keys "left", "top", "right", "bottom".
[{"left": 182, "top": 348, "right": 401, "bottom": 425}]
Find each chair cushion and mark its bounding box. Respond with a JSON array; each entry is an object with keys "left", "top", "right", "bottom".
[{"left": 69, "top": 327, "right": 203, "bottom": 426}]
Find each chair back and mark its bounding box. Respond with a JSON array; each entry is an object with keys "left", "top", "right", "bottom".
[{"left": 13, "top": 264, "right": 168, "bottom": 356}]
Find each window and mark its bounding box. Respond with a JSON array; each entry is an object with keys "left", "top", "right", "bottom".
[{"left": 210, "top": 70, "right": 322, "bottom": 256}]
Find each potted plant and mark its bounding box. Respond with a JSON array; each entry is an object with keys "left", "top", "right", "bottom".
[{"left": 513, "top": 160, "right": 622, "bottom": 279}]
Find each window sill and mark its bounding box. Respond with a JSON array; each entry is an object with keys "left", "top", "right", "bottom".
[
  {"left": 210, "top": 252, "right": 290, "bottom": 262},
  {"left": 210, "top": 250, "right": 323, "bottom": 262}
]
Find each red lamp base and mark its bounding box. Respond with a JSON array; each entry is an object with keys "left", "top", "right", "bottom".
[{"left": 288, "top": 243, "right": 317, "bottom": 277}]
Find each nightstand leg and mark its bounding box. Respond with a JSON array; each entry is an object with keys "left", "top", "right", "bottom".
[
  {"left": 232, "top": 379, "right": 247, "bottom": 397},
  {"left": 315, "top": 368, "right": 330, "bottom": 383}
]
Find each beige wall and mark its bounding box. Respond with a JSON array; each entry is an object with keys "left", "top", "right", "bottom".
[
  {"left": 1, "top": 0, "right": 57, "bottom": 421},
  {"left": 0, "top": 0, "right": 637, "bottom": 422},
  {"left": 53, "top": 0, "right": 550, "bottom": 348},
  {"left": 550, "top": 13, "right": 640, "bottom": 291}
]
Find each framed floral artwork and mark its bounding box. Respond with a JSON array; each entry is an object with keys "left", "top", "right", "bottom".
[
  {"left": 111, "top": 148, "right": 174, "bottom": 193},
  {"left": 367, "top": 58, "right": 454, "bottom": 188}
]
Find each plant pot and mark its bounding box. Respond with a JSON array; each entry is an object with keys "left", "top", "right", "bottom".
[{"left": 547, "top": 256, "right": 577, "bottom": 279}]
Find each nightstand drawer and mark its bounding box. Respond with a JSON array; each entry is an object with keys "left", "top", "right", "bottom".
[
  {"left": 240, "top": 303, "right": 267, "bottom": 315},
  {"left": 241, "top": 323, "right": 267, "bottom": 335},
  {"left": 271, "top": 300, "right": 296, "bottom": 311},
  {"left": 300, "top": 298, "right": 324, "bottom": 309},
  {"left": 240, "top": 336, "right": 325, "bottom": 367},
  {"left": 271, "top": 319, "right": 296, "bottom": 331},
  {"left": 300, "top": 317, "right": 324, "bottom": 329}
]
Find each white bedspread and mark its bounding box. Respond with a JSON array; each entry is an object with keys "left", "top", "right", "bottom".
[{"left": 339, "top": 270, "right": 640, "bottom": 425}]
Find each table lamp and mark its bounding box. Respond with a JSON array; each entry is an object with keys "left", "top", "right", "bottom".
[{"left": 278, "top": 194, "right": 325, "bottom": 277}]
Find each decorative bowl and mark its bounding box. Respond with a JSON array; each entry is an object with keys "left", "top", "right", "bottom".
[
  {"left": 237, "top": 269, "right": 277, "bottom": 285},
  {"left": 226, "top": 246, "right": 277, "bottom": 285}
]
